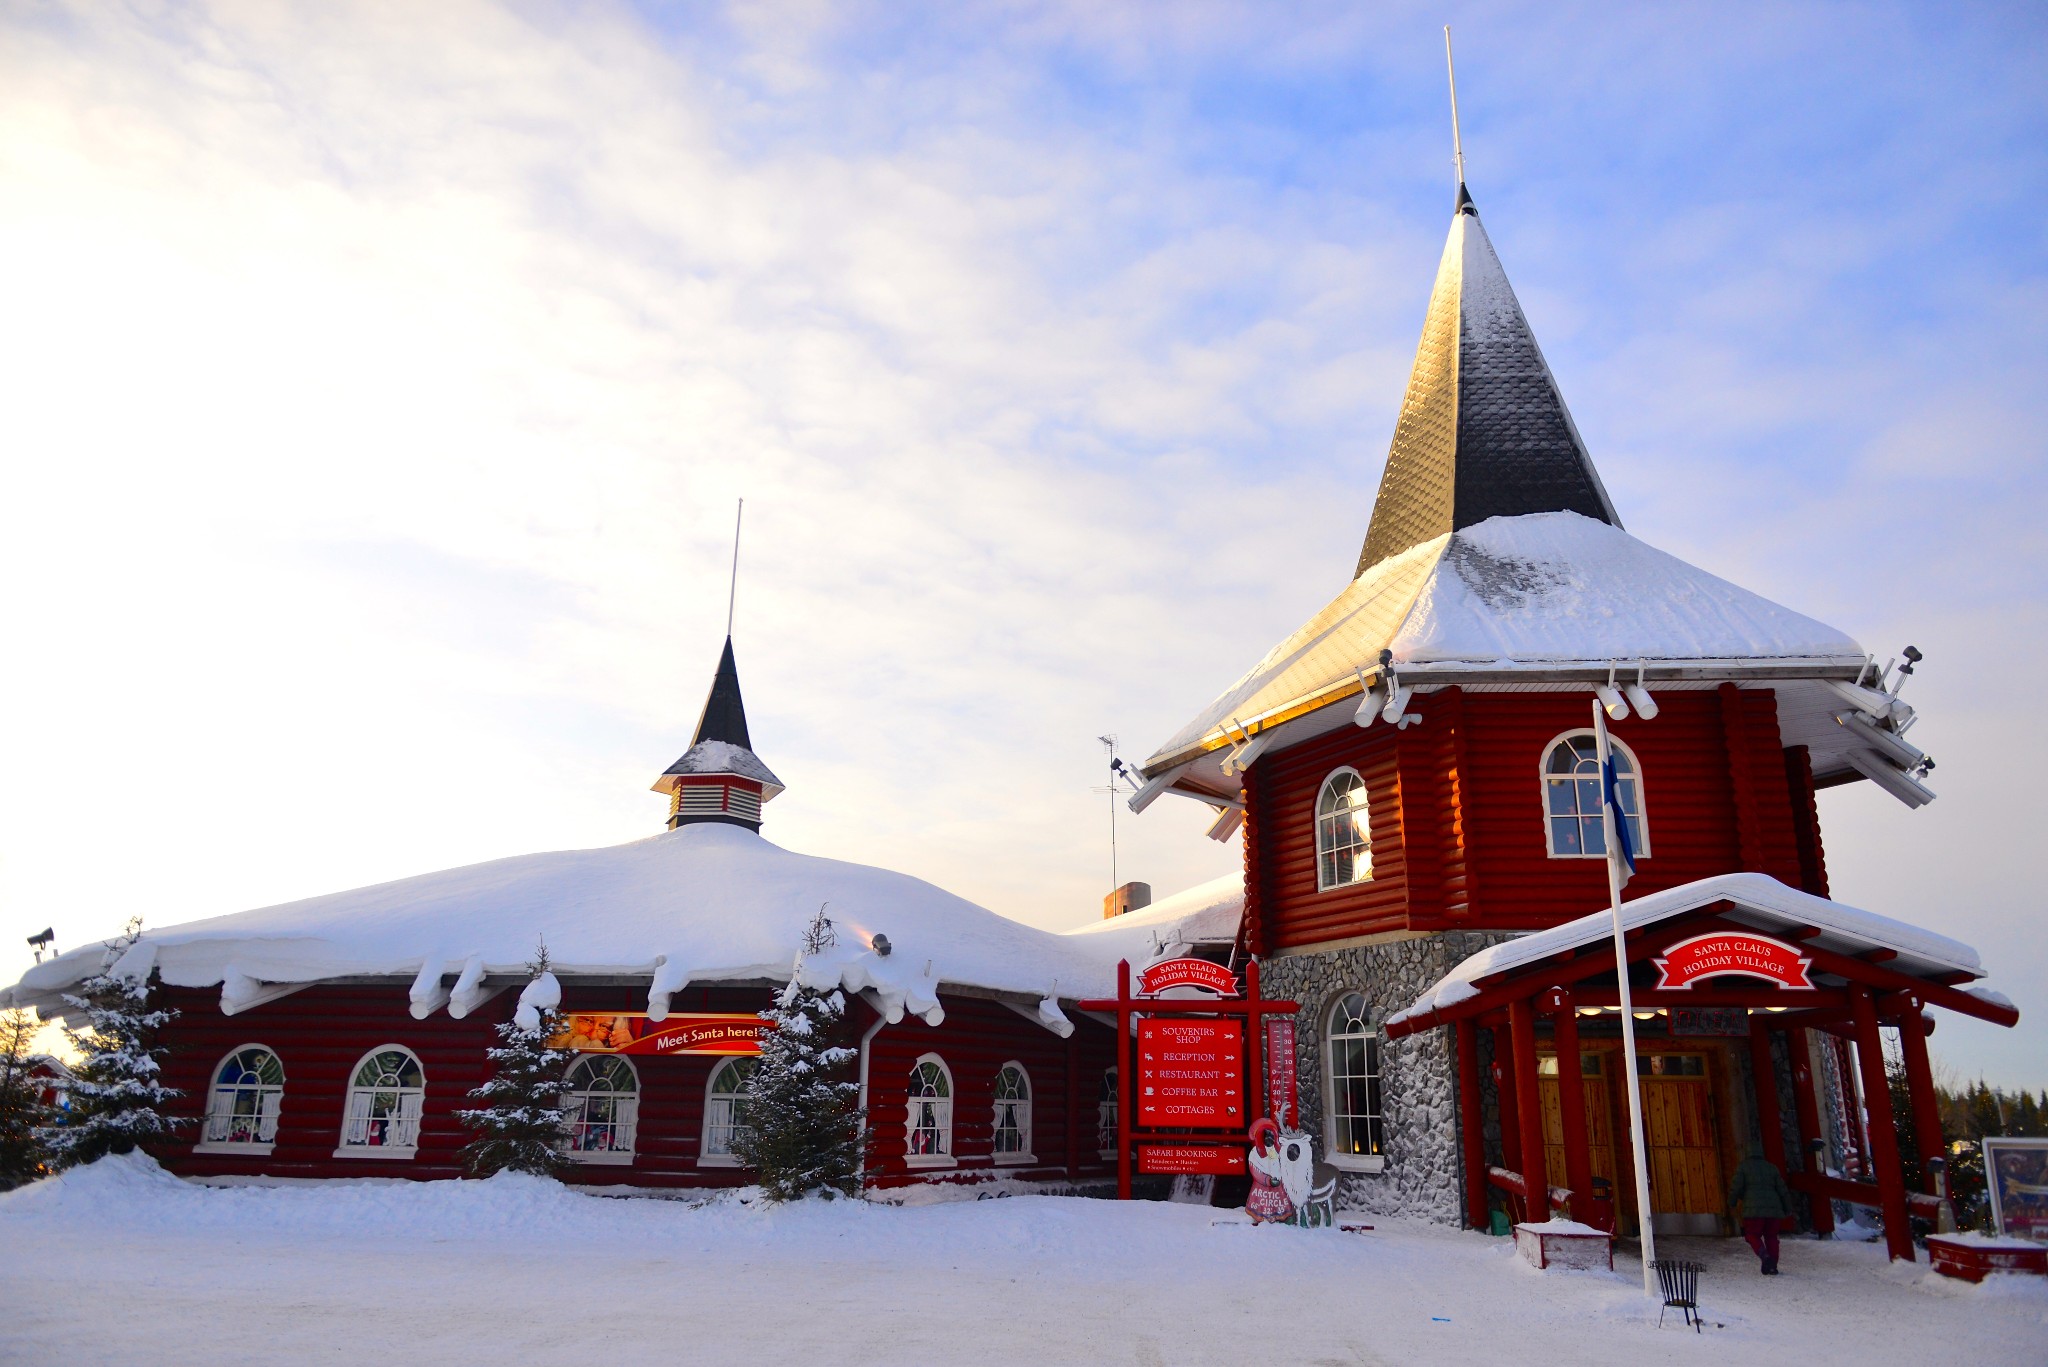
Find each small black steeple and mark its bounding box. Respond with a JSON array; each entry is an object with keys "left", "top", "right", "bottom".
[
  {"left": 653, "top": 635, "right": 784, "bottom": 833},
  {"left": 692, "top": 636, "right": 752, "bottom": 750}
]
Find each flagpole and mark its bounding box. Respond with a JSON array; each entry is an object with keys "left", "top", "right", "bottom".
[{"left": 1595, "top": 698, "right": 1659, "bottom": 1295}]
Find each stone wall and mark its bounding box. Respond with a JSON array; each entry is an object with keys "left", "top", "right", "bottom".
[{"left": 1260, "top": 931, "right": 1510, "bottom": 1225}]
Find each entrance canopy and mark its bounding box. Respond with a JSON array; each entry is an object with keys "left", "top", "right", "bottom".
[{"left": 1386, "top": 872, "right": 2017, "bottom": 1038}]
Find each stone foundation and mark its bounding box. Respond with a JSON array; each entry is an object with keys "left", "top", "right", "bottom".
[{"left": 1260, "top": 932, "right": 1510, "bottom": 1225}]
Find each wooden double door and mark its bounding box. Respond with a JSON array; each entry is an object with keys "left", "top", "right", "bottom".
[{"left": 1540, "top": 1049, "right": 1727, "bottom": 1232}]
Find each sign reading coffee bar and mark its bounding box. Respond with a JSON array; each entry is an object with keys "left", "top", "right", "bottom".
[{"left": 549, "top": 1012, "right": 765, "bottom": 1056}]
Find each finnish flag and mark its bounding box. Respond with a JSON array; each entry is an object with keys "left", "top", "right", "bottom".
[{"left": 1602, "top": 755, "right": 1637, "bottom": 889}]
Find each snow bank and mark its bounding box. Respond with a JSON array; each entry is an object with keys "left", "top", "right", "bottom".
[{"left": 6, "top": 824, "right": 1122, "bottom": 1022}]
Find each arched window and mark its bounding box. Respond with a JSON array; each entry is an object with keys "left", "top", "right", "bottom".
[
  {"left": 905, "top": 1054, "right": 954, "bottom": 1167},
  {"left": 700, "top": 1057, "right": 756, "bottom": 1166},
  {"left": 1542, "top": 731, "right": 1650, "bottom": 859},
  {"left": 992, "top": 1063, "right": 1033, "bottom": 1165},
  {"left": 1097, "top": 1068, "right": 1119, "bottom": 1158},
  {"left": 1316, "top": 768, "right": 1372, "bottom": 890},
  {"left": 199, "top": 1046, "right": 284, "bottom": 1152},
  {"left": 336, "top": 1046, "right": 424, "bottom": 1158},
  {"left": 563, "top": 1055, "right": 638, "bottom": 1163},
  {"left": 1323, "top": 993, "right": 1383, "bottom": 1169}
]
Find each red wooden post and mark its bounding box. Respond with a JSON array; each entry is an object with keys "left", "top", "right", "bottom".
[
  {"left": 1509, "top": 998, "right": 1548, "bottom": 1222},
  {"left": 1896, "top": 1006, "right": 1945, "bottom": 1189},
  {"left": 1748, "top": 1016, "right": 1787, "bottom": 1169},
  {"left": 1850, "top": 986, "right": 1914, "bottom": 1261},
  {"left": 1456, "top": 1021, "right": 1489, "bottom": 1230},
  {"left": 1064, "top": 1031, "right": 1080, "bottom": 1178},
  {"left": 1116, "top": 959, "right": 1132, "bottom": 1201},
  {"left": 1787, "top": 1026, "right": 1836, "bottom": 1236},
  {"left": 1551, "top": 992, "right": 1594, "bottom": 1224},
  {"left": 1493, "top": 1022, "right": 1522, "bottom": 1179},
  {"left": 1247, "top": 959, "right": 1267, "bottom": 1125}
]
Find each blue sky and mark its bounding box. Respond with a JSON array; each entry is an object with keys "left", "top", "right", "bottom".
[{"left": 1, "top": 1, "right": 2043, "bottom": 1086}]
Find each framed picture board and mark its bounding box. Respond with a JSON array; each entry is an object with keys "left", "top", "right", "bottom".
[{"left": 1983, "top": 1136, "right": 2048, "bottom": 1242}]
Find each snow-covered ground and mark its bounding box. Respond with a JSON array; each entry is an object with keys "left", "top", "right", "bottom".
[{"left": 4, "top": 1158, "right": 2043, "bottom": 1366}]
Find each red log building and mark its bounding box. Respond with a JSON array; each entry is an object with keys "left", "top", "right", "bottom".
[
  {"left": 11, "top": 638, "right": 1131, "bottom": 1193},
  {"left": 1130, "top": 176, "right": 2019, "bottom": 1258}
]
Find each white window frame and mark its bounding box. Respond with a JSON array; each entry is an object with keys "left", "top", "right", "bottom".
[
  {"left": 1322, "top": 993, "right": 1385, "bottom": 1173},
  {"left": 333, "top": 1044, "right": 425, "bottom": 1159},
  {"left": 562, "top": 1054, "right": 639, "bottom": 1166},
  {"left": 699, "top": 1056, "right": 757, "bottom": 1168},
  {"left": 904, "top": 1053, "right": 956, "bottom": 1170},
  {"left": 991, "top": 1061, "right": 1035, "bottom": 1166},
  {"left": 1315, "top": 767, "right": 1373, "bottom": 891},
  {"left": 1097, "top": 1067, "right": 1119, "bottom": 1160},
  {"left": 195, "top": 1044, "right": 285, "bottom": 1155},
  {"left": 1540, "top": 729, "right": 1651, "bottom": 860}
]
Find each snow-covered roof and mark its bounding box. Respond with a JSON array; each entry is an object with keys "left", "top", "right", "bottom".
[
  {"left": 1149, "top": 511, "right": 1864, "bottom": 768},
  {"left": 1060, "top": 874, "right": 1244, "bottom": 969},
  {"left": 1387, "top": 872, "right": 1998, "bottom": 1032},
  {"left": 5, "top": 823, "right": 1120, "bottom": 1031},
  {"left": 659, "top": 739, "right": 784, "bottom": 795}
]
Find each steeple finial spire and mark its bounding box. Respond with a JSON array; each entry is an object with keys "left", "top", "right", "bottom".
[
  {"left": 725, "top": 497, "right": 743, "bottom": 637},
  {"left": 1445, "top": 27, "right": 1467, "bottom": 196}
]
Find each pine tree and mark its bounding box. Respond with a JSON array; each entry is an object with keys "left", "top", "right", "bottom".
[
  {"left": 0, "top": 1007, "right": 53, "bottom": 1189},
  {"left": 456, "top": 947, "right": 574, "bottom": 1178},
  {"left": 43, "top": 919, "right": 183, "bottom": 1169},
  {"left": 733, "top": 911, "right": 866, "bottom": 1201},
  {"left": 2014, "top": 1091, "right": 2042, "bottom": 1138}
]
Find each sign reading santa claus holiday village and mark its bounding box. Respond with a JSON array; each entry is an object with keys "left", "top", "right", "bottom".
[
  {"left": 1078, "top": 958, "right": 1301, "bottom": 1198},
  {"left": 1652, "top": 932, "right": 1814, "bottom": 991}
]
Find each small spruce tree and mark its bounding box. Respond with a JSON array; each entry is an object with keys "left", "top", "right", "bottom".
[
  {"left": 0, "top": 1006, "right": 53, "bottom": 1189},
  {"left": 733, "top": 911, "right": 866, "bottom": 1200},
  {"left": 456, "top": 947, "right": 574, "bottom": 1178},
  {"left": 43, "top": 919, "right": 183, "bottom": 1170}
]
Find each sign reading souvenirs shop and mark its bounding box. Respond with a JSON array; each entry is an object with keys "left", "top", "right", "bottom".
[
  {"left": 1653, "top": 932, "right": 1815, "bottom": 991},
  {"left": 1078, "top": 958, "right": 1299, "bottom": 1198},
  {"left": 549, "top": 1012, "right": 766, "bottom": 1056}
]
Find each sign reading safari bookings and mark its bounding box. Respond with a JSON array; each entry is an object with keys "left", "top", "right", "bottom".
[
  {"left": 1137, "top": 1019, "right": 1244, "bottom": 1128},
  {"left": 1652, "top": 932, "right": 1815, "bottom": 992},
  {"left": 550, "top": 1012, "right": 766, "bottom": 1056}
]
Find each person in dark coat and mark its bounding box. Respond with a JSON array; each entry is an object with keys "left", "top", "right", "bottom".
[{"left": 1728, "top": 1142, "right": 1796, "bottom": 1274}]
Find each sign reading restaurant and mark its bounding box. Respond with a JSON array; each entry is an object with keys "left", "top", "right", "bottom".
[
  {"left": 1136, "top": 1018, "right": 1244, "bottom": 1128},
  {"left": 1652, "top": 932, "right": 1815, "bottom": 991},
  {"left": 549, "top": 1012, "right": 766, "bottom": 1056}
]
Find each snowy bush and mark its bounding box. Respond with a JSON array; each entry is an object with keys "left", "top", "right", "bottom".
[
  {"left": 733, "top": 911, "right": 867, "bottom": 1201},
  {"left": 456, "top": 947, "right": 574, "bottom": 1178},
  {"left": 43, "top": 919, "right": 184, "bottom": 1170},
  {"left": 0, "top": 1006, "right": 53, "bottom": 1189}
]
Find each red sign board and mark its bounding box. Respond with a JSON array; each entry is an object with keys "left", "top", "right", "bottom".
[
  {"left": 1137, "top": 957, "right": 1238, "bottom": 997},
  {"left": 1653, "top": 933, "right": 1814, "bottom": 991},
  {"left": 1139, "top": 1144, "right": 1247, "bottom": 1176},
  {"left": 1264, "top": 1018, "right": 1298, "bottom": 1128},
  {"left": 549, "top": 1012, "right": 766, "bottom": 1056},
  {"left": 1137, "top": 1019, "right": 1244, "bottom": 1128}
]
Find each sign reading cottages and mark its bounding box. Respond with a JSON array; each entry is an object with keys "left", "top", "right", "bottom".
[{"left": 1652, "top": 933, "right": 1815, "bottom": 991}]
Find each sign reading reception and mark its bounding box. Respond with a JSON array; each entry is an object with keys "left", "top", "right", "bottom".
[{"left": 550, "top": 1012, "right": 765, "bottom": 1056}]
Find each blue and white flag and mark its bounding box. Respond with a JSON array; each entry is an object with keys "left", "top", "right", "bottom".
[{"left": 1602, "top": 755, "right": 1637, "bottom": 889}]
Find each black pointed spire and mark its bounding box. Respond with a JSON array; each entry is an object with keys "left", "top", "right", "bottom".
[
  {"left": 692, "top": 636, "right": 752, "bottom": 749},
  {"left": 1354, "top": 189, "right": 1620, "bottom": 575}
]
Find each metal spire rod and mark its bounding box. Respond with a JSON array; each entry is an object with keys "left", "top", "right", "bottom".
[
  {"left": 725, "top": 498, "right": 744, "bottom": 637},
  {"left": 1444, "top": 26, "right": 1467, "bottom": 189}
]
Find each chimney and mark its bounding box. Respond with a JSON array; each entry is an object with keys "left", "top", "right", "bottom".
[{"left": 1102, "top": 881, "right": 1152, "bottom": 920}]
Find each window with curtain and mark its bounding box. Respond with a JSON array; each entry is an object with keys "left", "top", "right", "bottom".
[
  {"left": 992, "top": 1063, "right": 1033, "bottom": 1163},
  {"left": 201, "top": 1046, "right": 284, "bottom": 1149},
  {"left": 906, "top": 1055, "right": 953, "bottom": 1164},
  {"left": 563, "top": 1055, "right": 638, "bottom": 1160},
  {"left": 701, "top": 1056, "right": 756, "bottom": 1165},
  {"left": 338, "top": 1047, "right": 424, "bottom": 1155}
]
